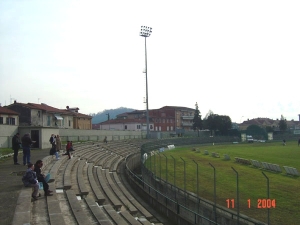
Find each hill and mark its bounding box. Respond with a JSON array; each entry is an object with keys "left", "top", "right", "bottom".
[{"left": 90, "top": 107, "right": 136, "bottom": 124}]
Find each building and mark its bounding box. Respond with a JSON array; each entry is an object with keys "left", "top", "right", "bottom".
[
  {"left": 239, "top": 117, "right": 300, "bottom": 131},
  {"left": 0, "top": 106, "right": 19, "bottom": 126},
  {"left": 95, "top": 105, "right": 195, "bottom": 132},
  {"left": 64, "top": 106, "right": 92, "bottom": 130},
  {"left": 6, "top": 101, "right": 92, "bottom": 130}
]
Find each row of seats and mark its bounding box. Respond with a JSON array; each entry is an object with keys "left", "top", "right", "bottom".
[{"left": 13, "top": 139, "right": 162, "bottom": 225}]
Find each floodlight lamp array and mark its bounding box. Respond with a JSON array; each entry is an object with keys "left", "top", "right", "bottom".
[{"left": 140, "top": 26, "right": 152, "bottom": 37}]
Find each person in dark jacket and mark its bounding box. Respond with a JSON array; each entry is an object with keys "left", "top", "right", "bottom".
[
  {"left": 21, "top": 133, "right": 35, "bottom": 166},
  {"left": 22, "top": 163, "right": 40, "bottom": 200},
  {"left": 34, "top": 160, "right": 53, "bottom": 196},
  {"left": 63, "top": 141, "right": 71, "bottom": 159},
  {"left": 12, "top": 133, "right": 21, "bottom": 165}
]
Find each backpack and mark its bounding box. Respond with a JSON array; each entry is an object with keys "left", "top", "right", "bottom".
[{"left": 49, "top": 137, "right": 53, "bottom": 144}]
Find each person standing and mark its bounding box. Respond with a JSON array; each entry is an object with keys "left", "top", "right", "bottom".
[
  {"left": 56, "top": 134, "right": 62, "bottom": 151},
  {"left": 22, "top": 163, "right": 40, "bottom": 200},
  {"left": 12, "top": 132, "right": 21, "bottom": 165},
  {"left": 49, "top": 134, "right": 59, "bottom": 160},
  {"left": 53, "top": 135, "right": 60, "bottom": 160},
  {"left": 34, "top": 160, "right": 53, "bottom": 196},
  {"left": 21, "top": 133, "right": 35, "bottom": 166}
]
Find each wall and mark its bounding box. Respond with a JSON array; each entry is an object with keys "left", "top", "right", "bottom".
[
  {"left": 18, "top": 127, "right": 59, "bottom": 149},
  {"left": 0, "top": 125, "right": 18, "bottom": 148},
  {"left": 59, "top": 129, "right": 145, "bottom": 142},
  {"left": 74, "top": 117, "right": 92, "bottom": 129},
  {"left": 0, "top": 114, "right": 19, "bottom": 126}
]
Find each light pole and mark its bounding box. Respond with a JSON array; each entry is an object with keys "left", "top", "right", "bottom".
[{"left": 140, "top": 25, "right": 152, "bottom": 139}]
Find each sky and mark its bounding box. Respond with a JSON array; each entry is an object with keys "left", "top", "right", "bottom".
[{"left": 1, "top": 0, "right": 300, "bottom": 123}]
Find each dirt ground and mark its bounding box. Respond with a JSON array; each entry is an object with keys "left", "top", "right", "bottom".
[{"left": 0, "top": 148, "right": 49, "bottom": 225}]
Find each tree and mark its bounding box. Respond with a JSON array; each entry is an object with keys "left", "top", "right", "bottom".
[
  {"left": 203, "top": 111, "right": 232, "bottom": 136},
  {"left": 279, "top": 115, "right": 287, "bottom": 131},
  {"left": 265, "top": 126, "right": 274, "bottom": 133},
  {"left": 203, "top": 110, "right": 217, "bottom": 136},
  {"left": 192, "top": 102, "right": 202, "bottom": 132},
  {"left": 217, "top": 115, "right": 232, "bottom": 135},
  {"left": 246, "top": 124, "right": 267, "bottom": 139}
]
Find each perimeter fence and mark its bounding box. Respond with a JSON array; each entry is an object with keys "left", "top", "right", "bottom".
[{"left": 132, "top": 137, "right": 269, "bottom": 225}]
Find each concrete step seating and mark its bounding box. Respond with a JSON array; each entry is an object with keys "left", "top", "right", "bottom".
[
  {"left": 77, "top": 159, "right": 89, "bottom": 196},
  {"left": 261, "top": 162, "right": 282, "bottom": 173},
  {"left": 234, "top": 157, "right": 252, "bottom": 165},
  {"left": 110, "top": 156, "right": 124, "bottom": 172},
  {"left": 283, "top": 166, "right": 299, "bottom": 176},
  {"left": 211, "top": 152, "right": 220, "bottom": 158},
  {"left": 14, "top": 140, "right": 158, "bottom": 225},
  {"left": 102, "top": 154, "right": 120, "bottom": 170},
  {"left": 112, "top": 171, "right": 153, "bottom": 220},
  {"left": 96, "top": 166, "right": 123, "bottom": 211},
  {"left": 224, "top": 154, "right": 231, "bottom": 160},
  {"left": 250, "top": 159, "right": 261, "bottom": 168},
  {"left": 87, "top": 163, "right": 106, "bottom": 204},
  {"left": 105, "top": 169, "right": 138, "bottom": 214}
]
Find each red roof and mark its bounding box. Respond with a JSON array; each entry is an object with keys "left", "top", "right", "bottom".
[
  {"left": 27, "top": 103, "right": 67, "bottom": 114},
  {"left": 99, "top": 118, "right": 148, "bottom": 125},
  {"left": 0, "top": 107, "right": 19, "bottom": 115}
]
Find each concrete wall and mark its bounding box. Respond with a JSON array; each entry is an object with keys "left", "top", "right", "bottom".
[
  {"left": 18, "top": 127, "right": 59, "bottom": 149},
  {"left": 59, "top": 129, "right": 145, "bottom": 142},
  {"left": 1, "top": 126, "right": 145, "bottom": 149},
  {"left": 0, "top": 125, "right": 18, "bottom": 148}
]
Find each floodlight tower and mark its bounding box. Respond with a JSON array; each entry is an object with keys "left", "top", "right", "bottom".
[{"left": 140, "top": 26, "right": 152, "bottom": 139}]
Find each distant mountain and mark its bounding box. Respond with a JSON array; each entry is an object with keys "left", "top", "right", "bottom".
[{"left": 90, "top": 107, "right": 136, "bottom": 124}]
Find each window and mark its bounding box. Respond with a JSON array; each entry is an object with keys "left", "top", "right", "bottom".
[
  {"left": 125, "top": 125, "right": 127, "bottom": 130},
  {"left": 47, "top": 116, "right": 50, "bottom": 126},
  {"left": 37, "top": 111, "right": 40, "bottom": 117},
  {"left": 137, "top": 125, "right": 141, "bottom": 129},
  {"left": 171, "top": 126, "right": 173, "bottom": 131},
  {"left": 162, "top": 119, "right": 165, "bottom": 123},
  {"left": 6, "top": 117, "right": 15, "bottom": 125},
  {"left": 159, "top": 126, "right": 161, "bottom": 131},
  {"left": 167, "top": 126, "right": 169, "bottom": 131},
  {"left": 69, "top": 120, "right": 71, "bottom": 127},
  {"left": 0, "top": 117, "right": 3, "bottom": 124}
]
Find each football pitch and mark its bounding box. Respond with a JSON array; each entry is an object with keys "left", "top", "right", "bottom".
[{"left": 145, "top": 141, "right": 300, "bottom": 225}]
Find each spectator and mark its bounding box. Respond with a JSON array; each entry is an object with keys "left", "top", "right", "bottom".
[
  {"left": 49, "top": 134, "right": 60, "bottom": 160},
  {"left": 34, "top": 160, "right": 53, "bottom": 196},
  {"left": 12, "top": 132, "right": 21, "bottom": 165},
  {"left": 22, "top": 163, "right": 40, "bottom": 200},
  {"left": 103, "top": 136, "right": 108, "bottom": 144},
  {"left": 56, "top": 135, "right": 62, "bottom": 151},
  {"left": 70, "top": 141, "right": 74, "bottom": 151},
  {"left": 21, "top": 133, "right": 35, "bottom": 166},
  {"left": 63, "top": 141, "right": 71, "bottom": 159}
]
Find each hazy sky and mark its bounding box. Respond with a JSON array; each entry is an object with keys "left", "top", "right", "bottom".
[{"left": 1, "top": 0, "right": 300, "bottom": 123}]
